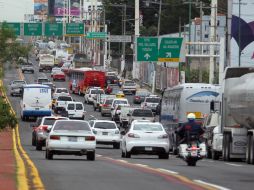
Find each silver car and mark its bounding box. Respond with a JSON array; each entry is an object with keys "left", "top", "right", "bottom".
[
  {"left": 10, "top": 80, "right": 26, "bottom": 96},
  {"left": 101, "top": 98, "right": 114, "bottom": 116}
]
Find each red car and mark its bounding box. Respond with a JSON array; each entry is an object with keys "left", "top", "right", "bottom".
[{"left": 52, "top": 71, "right": 66, "bottom": 81}]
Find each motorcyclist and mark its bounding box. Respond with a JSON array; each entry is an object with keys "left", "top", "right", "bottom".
[{"left": 177, "top": 113, "right": 204, "bottom": 145}]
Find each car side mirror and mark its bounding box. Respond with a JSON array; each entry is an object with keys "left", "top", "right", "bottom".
[{"left": 120, "top": 131, "right": 126, "bottom": 135}]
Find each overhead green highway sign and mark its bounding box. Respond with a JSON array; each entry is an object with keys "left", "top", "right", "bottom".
[
  {"left": 137, "top": 37, "right": 158, "bottom": 62},
  {"left": 66, "top": 23, "right": 84, "bottom": 36},
  {"left": 24, "top": 23, "right": 42, "bottom": 36},
  {"left": 45, "top": 23, "right": 63, "bottom": 36}
]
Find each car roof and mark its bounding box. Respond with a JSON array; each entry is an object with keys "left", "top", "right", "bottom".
[
  {"left": 42, "top": 116, "right": 68, "bottom": 120},
  {"left": 113, "top": 98, "right": 128, "bottom": 101},
  {"left": 93, "top": 120, "right": 116, "bottom": 124}
]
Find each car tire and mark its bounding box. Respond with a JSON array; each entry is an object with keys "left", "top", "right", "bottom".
[
  {"left": 46, "top": 149, "right": 53, "bottom": 160},
  {"left": 36, "top": 140, "right": 43, "bottom": 151},
  {"left": 121, "top": 150, "right": 126, "bottom": 158},
  {"left": 87, "top": 151, "right": 95, "bottom": 161},
  {"left": 125, "top": 150, "right": 131, "bottom": 158},
  {"left": 158, "top": 153, "right": 169, "bottom": 159},
  {"left": 32, "top": 133, "right": 36, "bottom": 146},
  {"left": 101, "top": 112, "right": 105, "bottom": 117},
  {"left": 113, "top": 142, "right": 120, "bottom": 149},
  {"left": 81, "top": 115, "right": 85, "bottom": 120},
  {"left": 98, "top": 107, "right": 101, "bottom": 112}
]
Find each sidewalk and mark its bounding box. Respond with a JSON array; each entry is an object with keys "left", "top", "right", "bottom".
[{"left": 0, "top": 128, "right": 16, "bottom": 190}]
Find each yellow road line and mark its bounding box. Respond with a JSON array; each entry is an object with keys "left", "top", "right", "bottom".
[{"left": 12, "top": 129, "right": 29, "bottom": 190}]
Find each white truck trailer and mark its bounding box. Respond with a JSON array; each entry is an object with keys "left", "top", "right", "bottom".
[
  {"left": 216, "top": 67, "right": 254, "bottom": 164},
  {"left": 39, "top": 54, "right": 54, "bottom": 72}
]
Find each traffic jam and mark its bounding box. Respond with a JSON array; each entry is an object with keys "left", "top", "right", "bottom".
[{"left": 11, "top": 51, "right": 169, "bottom": 163}]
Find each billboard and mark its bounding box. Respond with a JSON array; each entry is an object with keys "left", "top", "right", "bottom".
[
  {"left": 34, "top": 0, "right": 48, "bottom": 15},
  {"left": 54, "top": 0, "right": 80, "bottom": 16},
  {"left": 230, "top": 0, "right": 254, "bottom": 66}
]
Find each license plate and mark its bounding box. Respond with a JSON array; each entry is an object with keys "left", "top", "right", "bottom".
[
  {"left": 145, "top": 147, "right": 152, "bottom": 151},
  {"left": 102, "top": 132, "right": 108, "bottom": 135},
  {"left": 68, "top": 137, "right": 77, "bottom": 142},
  {"left": 191, "top": 151, "right": 198, "bottom": 156}
]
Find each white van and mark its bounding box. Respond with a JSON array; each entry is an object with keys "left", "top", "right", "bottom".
[
  {"left": 20, "top": 84, "right": 52, "bottom": 121},
  {"left": 65, "top": 102, "right": 85, "bottom": 120}
]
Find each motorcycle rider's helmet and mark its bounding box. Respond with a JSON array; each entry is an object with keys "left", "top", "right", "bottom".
[{"left": 187, "top": 113, "right": 196, "bottom": 121}]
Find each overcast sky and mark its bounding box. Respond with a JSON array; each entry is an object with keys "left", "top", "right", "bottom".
[{"left": 0, "top": 0, "right": 33, "bottom": 22}]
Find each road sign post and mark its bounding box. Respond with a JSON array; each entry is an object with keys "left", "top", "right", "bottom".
[
  {"left": 45, "top": 23, "right": 63, "bottom": 36},
  {"left": 137, "top": 37, "right": 158, "bottom": 62},
  {"left": 108, "top": 35, "right": 131, "bottom": 42},
  {"left": 66, "top": 23, "right": 84, "bottom": 36},
  {"left": 158, "top": 37, "right": 185, "bottom": 62},
  {"left": 24, "top": 23, "right": 42, "bottom": 36}
]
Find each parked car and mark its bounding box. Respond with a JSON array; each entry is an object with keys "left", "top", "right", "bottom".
[
  {"left": 121, "top": 120, "right": 169, "bottom": 159},
  {"left": 21, "top": 65, "right": 34, "bottom": 73},
  {"left": 52, "top": 71, "right": 66, "bottom": 81},
  {"left": 133, "top": 90, "right": 151, "bottom": 104},
  {"left": 127, "top": 108, "right": 155, "bottom": 125},
  {"left": 84, "top": 87, "right": 105, "bottom": 104},
  {"left": 45, "top": 120, "right": 96, "bottom": 160},
  {"left": 122, "top": 80, "right": 137, "bottom": 94},
  {"left": 65, "top": 101, "right": 86, "bottom": 120},
  {"left": 10, "top": 80, "right": 26, "bottom": 96},
  {"left": 89, "top": 120, "right": 121, "bottom": 149},
  {"left": 31, "top": 116, "right": 69, "bottom": 150}
]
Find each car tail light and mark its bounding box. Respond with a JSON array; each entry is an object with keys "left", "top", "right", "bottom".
[
  {"left": 50, "top": 135, "right": 60, "bottom": 140},
  {"left": 85, "top": 136, "right": 95, "bottom": 141},
  {"left": 158, "top": 134, "right": 168, "bottom": 139},
  {"left": 102, "top": 104, "right": 109, "bottom": 107},
  {"left": 135, "top": 96, "right": 140, "bottom": 99},
  {"left": 41, "top": 126, "right": 48, "bottom": 131},
  {"left": 128, "top": 133, "right": 140, "bottom": 138},
  {"left": 115, "top": 130, "right": 120, "bottom": 134}
]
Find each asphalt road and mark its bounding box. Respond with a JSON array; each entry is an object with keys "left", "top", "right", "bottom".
[{"left": 3, "top": 59, "right": 254, "bottom": 190}]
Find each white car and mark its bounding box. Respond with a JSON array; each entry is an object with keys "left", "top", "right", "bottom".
[
  {"left": 111, "top": 98, "right": 129, "bottom": 111},
  {"left": 122, "top": 80, "right": 137, "bottom": 94},
  {"left": 89, "top": 120, "right": 121, "bottom": 149},
  {"left": 111, "top": 104, "right": 130, "bottom": 122},
  {"left": 45, "top": 120, "right": 96, "bottom": 160},
  {"left": 54, "top": 95, "right": 73, "bottom": 113},
  {"left": 51, "top": 67, "right": 62, "bottom": 77},
  {"left": 84, "top": 88, "right": 105, "bottom": 104},
  {"left": 121, "top": 120, "right": 169, "bottom": 159},
  {"left": 53, "top": 88, "right": 70, "bottom": 99},
  {"left": 141, "top": 95, "right": 161, "bottom": 113},
  {"left": 65, "top": 102, "right": 86, "bottom": 120}
]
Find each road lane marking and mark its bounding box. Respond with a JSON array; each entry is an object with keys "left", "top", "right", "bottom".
[
  {"left": 158, "top": 168, "right": 179, "bottom": 175},
  {"left": 12, "top": 129, "right": 29, "bottom": 190},
  {"left": 225, "top": 163, "right": 242, "bottom": 167},
  {"left": 194, "top": 180, "right": 231, "bottom": 190},
  {"left": 100, "top": 156, "right": 217, "bottom": 190}
]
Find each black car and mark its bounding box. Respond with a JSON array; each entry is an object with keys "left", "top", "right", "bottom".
[{"left": 106, "top": 75, "right": 119, "bottom": 85}]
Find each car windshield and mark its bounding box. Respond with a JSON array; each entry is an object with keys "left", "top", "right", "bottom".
[
  {"left": 105, "top": 99, "right": 114, "bottom": 104},
  {"left": 136, "top": 91, "right": 150, "bottom": 96},
  {"left": 113, "top": 100, "right": 128, "bottom": 106},
  {"left": 133, "top": 124, "right": 163, "bottom": 131},
  {"left": 132, "top": 109, "right": 153, "bottom": 117},
  {"left": 146, "top": 98, "right": 160, "bottom": 103},
  {"left": 67, "top": 104, "right": 75, "bottom": 110},
  {"left": 94, "top": 122, "right": 116, "bottom": 129},
  {"left": 91, "top": 89, "right": 104, "bottom": 94},
  {"left": 56, "top": 89, "right": 68, "bottom": 93},
  {"left": 53, "top": 121, "right": 91, "bottom": 131},
  {"left": 124, "top": 82, "right": 135, "bottom": 86},
  {"left": 58, "top": 96, "right": 72, "bottom": 101},
  {"left": 38, "top": 79, "right": 49, "bottom": 83},
  {"left": 13, "top": 81, "right": 25, "bottom": 85},
  {"left": 43, "top": 118, "right": 67, "bottom": 126},
  {"left": 107, "top": 76, "right": 118, "bottom": 80}
]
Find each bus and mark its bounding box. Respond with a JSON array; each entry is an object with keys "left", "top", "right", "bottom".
[
  {"left": 68, "top": 67, "right": 106, "bottom": 95},
  {"left": 160, "top": 83, "right": 220, "bottom": 153},
  {"left": 20, "top": 84, "right": 52, "bottom": 121}
]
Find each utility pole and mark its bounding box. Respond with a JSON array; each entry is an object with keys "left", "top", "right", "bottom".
[
  {"left": 121, "top": 4, "right": 127, "bottom": 74},
  {"left": 209, "top": 0, "right": 217, "bottom": 84},
  {"left": 157, "top": 0, "right": 162, "bottom": 36},
  {"left": 133, "top": 0, "right": 140, "bottom": 79},
  {"left": 199, "top": 1, "right": 203, "bottom": 82}
]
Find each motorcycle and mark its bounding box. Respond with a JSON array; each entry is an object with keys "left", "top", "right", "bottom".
[{"left": 178, "top": 140, "right": 207, "bottom": 166}]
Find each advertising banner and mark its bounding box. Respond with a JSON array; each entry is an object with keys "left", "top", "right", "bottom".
[
  {"left": 230, "top": 0, "right": 254, "bottom": 66},
  {"left": 54, "top": 0, "right": 80, "bottom": 16},
  {"left": 34, "top": 0, "right": 48, "bottom": 15}
]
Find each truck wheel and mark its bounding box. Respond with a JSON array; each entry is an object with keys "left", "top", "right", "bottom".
[
  {"left": 246, "top": 135, "right": 251, "bottom": 164},
  {"left": 223, "top": 133, "right": 231, "bottom": 161},
  {"left": 250, "top": 135, "right": 254, "bottom": 164},
  {"left": 212, "top": 149, "right": 220, "bottom": 160}
]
